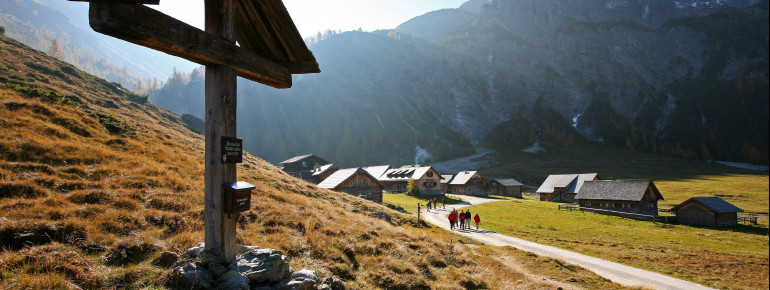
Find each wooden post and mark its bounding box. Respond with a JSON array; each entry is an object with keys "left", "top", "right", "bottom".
[
  {"left": 204, "top": 0, "right": 238, "bottom": 261},
  {"left": 417, "top": 202, "right": 421, "bottom": 222}
]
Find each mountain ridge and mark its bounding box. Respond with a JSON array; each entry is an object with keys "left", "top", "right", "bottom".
[{"left": 147, "top": 0, "right": 768, "bottom": 167}]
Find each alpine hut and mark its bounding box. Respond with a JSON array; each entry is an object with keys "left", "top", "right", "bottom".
[
  {"left": 574, "top": 179, "right": 663, "bottom": 216},
  {"left": 448, "top": 170, "right": 487, "bottom": 196},
  {"left": 486, "top": 178, "right": 523, "bottom": 197},
  {"left": 318, "top": 168, "right": 385, "bottom": 203},
  {"left": 670, "top": 197, "right": 743, "bottom": 227},
  {"left": 536, "top": 173, "right": 599, "bottom": 203}
]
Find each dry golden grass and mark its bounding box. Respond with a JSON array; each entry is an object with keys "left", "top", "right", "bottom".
[{"left": 0, "top": 34, "right": 617, "bottom": 288}]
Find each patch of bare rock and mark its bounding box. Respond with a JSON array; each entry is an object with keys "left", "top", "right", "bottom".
[{"left": 164, "top": 243, "right": 344, "bottom": 290}]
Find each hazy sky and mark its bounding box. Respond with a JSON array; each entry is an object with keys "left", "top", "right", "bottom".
[{"left": 149, "top": 0, "right": 469, "bottom": 38}]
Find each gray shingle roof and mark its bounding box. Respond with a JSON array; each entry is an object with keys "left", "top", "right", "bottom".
[
  {"left": 671, "top": 197, "right": 743, "bottom": 213},
  {"left": 362, "top": 165, "right": 391, "bottom": 179},
  {"left": 279, "top": 154, "right": 314, "bottom": 164},
  {"left": 490, "top": 178, "right": 523, "bottom": 187},
  {"left": 450, "top": 171, "right": 483, "bottom": 185},
  {"left": 440, "top": 175, "right": 454, "bottom": 184},
  {"left": 574, "top": 179, "right": 663, "bottom": 201},
  {"left": 536, "top": 173, "right": 598, "bottom": 193},
  {"left": 378, "top": 165, "right": 435, "bottom": 182},
  {"left": 311, "top": 164, "right": 337, "bottom": 177},
  {"left": 318, "top": 168, "right": 383, "bottom": 190}
]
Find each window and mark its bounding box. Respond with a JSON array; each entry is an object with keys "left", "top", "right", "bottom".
[
  {"left": 427, "top": 171, "right": 433, "bottom": 177},
  {"left": 302, "top": 161, "right": 307, "bottom": 167}
]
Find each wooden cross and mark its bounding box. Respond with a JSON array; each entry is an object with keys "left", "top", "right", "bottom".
[{"left": 71, "top": 0, "right": 319, "bottom": 260}]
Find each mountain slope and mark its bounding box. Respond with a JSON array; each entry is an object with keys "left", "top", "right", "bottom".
[
  {"left": 149, "top": 0, "right": 768, "bottom": 167},
  {"left": 0, "top": 33, "right": 617, "bottom": 289},
  {"left": 0, "top": 0, "right": 197, "bottom": 89}
]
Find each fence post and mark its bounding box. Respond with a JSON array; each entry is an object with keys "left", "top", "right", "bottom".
[{"left": 417, "top": 202, "right": 421, "bottom": 222}]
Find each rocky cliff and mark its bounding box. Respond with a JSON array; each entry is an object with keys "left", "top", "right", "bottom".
[{"left": 150, "top": 0, "right": 769, "bottom": 166}]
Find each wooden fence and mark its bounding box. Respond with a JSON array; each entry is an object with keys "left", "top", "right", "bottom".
[{"left": 558, "top": 204, "right": 674, "bottom": 223}]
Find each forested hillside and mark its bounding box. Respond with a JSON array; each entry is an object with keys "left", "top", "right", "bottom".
[
  {"left": 150, "top": 0, "right": 769, "bottom": 167},
  {"left": 0, "top": 0, "right": 196, "bottom": 92}
]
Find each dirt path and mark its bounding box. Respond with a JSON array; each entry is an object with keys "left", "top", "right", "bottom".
[{"left": 422, "top": 195, "right": 714, "bottom": 290}]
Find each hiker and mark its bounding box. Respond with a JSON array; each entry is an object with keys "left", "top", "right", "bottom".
[
  {"left": 433, "top": 198, "right": 438, "bottom": 210},
  {"left": 427, "top": 200, "right": 431, "bottom": 211},
  {"left": 442, "top": 198, "right": 445, "bottom": 209},
  {"left": 448, "top": 210, "right": 456, "bottom": 230},
  {"left": 474, "top": 213, "right": 480, "bottom": 230},
  {"left": 465, "top": 210, "right": 472, "bottom": 229},
  {"left": 459, "top": 211, "right": 465, "bottom": 229}
]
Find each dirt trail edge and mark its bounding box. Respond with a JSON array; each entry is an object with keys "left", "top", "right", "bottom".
[{"left": 422, "top": 195, "right": 714, "bottom": 290}]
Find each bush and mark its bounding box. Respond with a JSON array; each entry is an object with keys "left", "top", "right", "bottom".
[{"left": 0, "top": 26, "right": 5, "bottom": 35}]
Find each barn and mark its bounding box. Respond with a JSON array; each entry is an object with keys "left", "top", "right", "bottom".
[
  {"left": 486, "top": 178, "right": 523, "bottom": 197},
  {"left": 670, "top": 197, "right": 743, "bottom": 227},
  {"left": 537, "top": 173, "right": 599, "bottom": 202},
  {"left": 318, "top": 168, "right": 385, "bottom": 203},
  {"left": 574, "top": 179, "right": 663, "bottom": 216},
  {"left": 449, "top": 171, "right": 487, "bottom": 196}
]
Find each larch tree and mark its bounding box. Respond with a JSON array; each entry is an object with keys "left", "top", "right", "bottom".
[{"left": 47, "top": 37, "right": 62, "bottom": 59}]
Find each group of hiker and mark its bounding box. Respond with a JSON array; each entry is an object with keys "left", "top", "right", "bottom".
[
  {"left": 447, "top": 208, "right": 480, "bottom": 230},
  {"left": 425, "top": 197, "right": 444, "bottom": 210}
]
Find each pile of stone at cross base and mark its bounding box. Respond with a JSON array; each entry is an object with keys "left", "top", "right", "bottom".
[{"left": 163, "top": 243, "right": 345, "bottom": 290}]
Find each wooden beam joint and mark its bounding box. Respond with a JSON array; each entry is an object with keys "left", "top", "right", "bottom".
[{"left": 88, "top": 1, "right": 292, "bottom": 88}]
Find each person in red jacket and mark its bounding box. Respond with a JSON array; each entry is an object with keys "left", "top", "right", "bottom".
[
  {"left": 474, "top": 213, "right": 481, "bottom": 230},
  {"left": 448, "top": 210, "right": 455, "bottom": 230},
  {"left": 459, "top": 211, "right": 465, "bottom": 229}
]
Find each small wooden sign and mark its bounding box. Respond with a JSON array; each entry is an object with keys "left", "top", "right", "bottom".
[
  {"left": 223, "top": 181, "right": 254, "bottom": 214},
  {"left": 221, "top": 136, "right": 243, "bottom": 163}
]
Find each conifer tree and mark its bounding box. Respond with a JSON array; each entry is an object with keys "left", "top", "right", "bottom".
[{"left": 47, "top": 37, "right": 62, "bottom": 59}]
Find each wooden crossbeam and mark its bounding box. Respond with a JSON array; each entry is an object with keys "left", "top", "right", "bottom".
[{"left": 87, "top": 1, "right": 292, "bottom": 88}]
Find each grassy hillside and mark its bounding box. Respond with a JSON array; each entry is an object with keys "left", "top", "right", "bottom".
[{"left": 0, "top": 34, "right": 623, "bottom": 288}]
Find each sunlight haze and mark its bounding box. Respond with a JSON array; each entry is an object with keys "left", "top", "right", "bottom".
[{"left": 149, "top": 0, "right": 469, "bottom": 38}]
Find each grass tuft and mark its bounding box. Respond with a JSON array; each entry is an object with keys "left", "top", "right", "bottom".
[{"left": 0, "top": 181, "right": 47, "bottom": 199}]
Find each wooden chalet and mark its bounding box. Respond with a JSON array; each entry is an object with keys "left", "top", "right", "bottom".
[
  {"left": 671, "top": 197, "right": 743, "bottom": 227},
  {"left": 574, "top": 179, "right": 663, "bottom": 216},
  {"left": 279, "top": 154, "right": 331, "bottom": 180},
  {"left": 536, "top": 173, "right": 599, "bottom": 202},
  {"left": 378, "top": 165, "right": 443, "bottom": 195},
  {"left": 487, "top": 178, "right": 523, "bottom": 197},
  {"left": 449, "top": 170, "right": 487, "bottom": 196},
  {"left": 318, "top": 168, "right": 385, "bottom": 203}
]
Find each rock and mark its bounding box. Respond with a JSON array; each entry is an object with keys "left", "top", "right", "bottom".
[
  {"left": 230, "top": 249, "right": 291, "bottom": 284},
  {"left": 168, "top": 261, "right": 215, "bottom": 290},
  {"left": 237, "top": 244, "right": 260, "bottom": 255},
  {"left": 209, "top": 263, "right": 228, "bottom": 278},
  {"left": 216, "top": 270, "right": 249, "bottom": 290},
  {"left": 320, "top": 277, "right": 345, "bottom": 290},
  {"left": 198, "top": 248, "right": 229, "bottom": 268},
  {"left": 368, "top": 211, "right": 391, "bottom": 223},
  {"left": 273, "top": 277, "right": 317, "bottom": 290},
  {"left": 182, "top": 243, "right": 206, "bottom": 259},
  {"left": 291, "top": 269, "right": 317, "bottom": 281},
  {"left": 351, "top": 208, "right": 361, "bottom": 213},
  {"left": 153, "top": 251, "right": 179, "bottom": 268}
]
